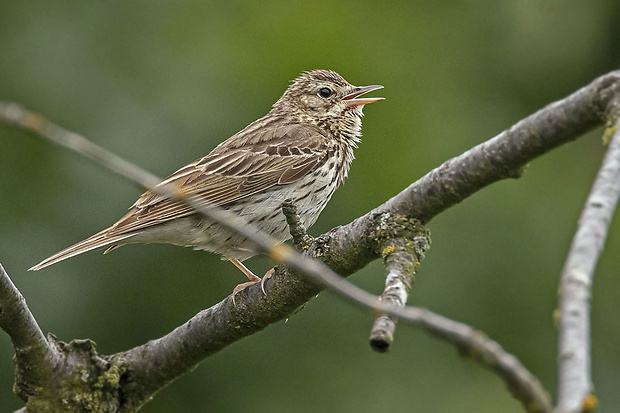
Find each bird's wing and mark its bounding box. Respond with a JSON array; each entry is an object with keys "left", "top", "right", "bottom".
[
  {"left": 106, "top": 123, "right": 330, "bottom": 236},
  {"left": 28, "top": 123, "right": 331, "bottom": 271}
]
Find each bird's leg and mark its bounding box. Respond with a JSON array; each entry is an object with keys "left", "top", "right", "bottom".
[
  {"left": 231, "top": 258, "right": 260, "bottom": 282},
  {"left": 230, "top": 258, "right": 268, "bottom": 305}
]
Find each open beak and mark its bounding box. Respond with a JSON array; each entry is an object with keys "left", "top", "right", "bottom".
[{"left": 342, "top": 85, "right": 385, "bottom": 107}]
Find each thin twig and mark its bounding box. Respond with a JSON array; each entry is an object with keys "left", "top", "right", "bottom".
[
  {"left": 0, "top": 101, "right": 337, "bottom": 290},
  {"left": 409, "top": 308, "right": 552, "bottom": 413},
  {"left": 0, "top": 102, "right": 161, "bottom": 189},
  {"left": 556, "top": 116, "right": 620, "bottom": 412},
  {"left": 281, "top": 200, "right": 314, "bottom": 250},
  {"left": 0, "top": 264, "right": 59, "bottom": 401},
  {"left": 281, "top": 261, "right": 552, "bottom": 412},
  {"left": 0, "top": 102, "right": 274, "bottom": 256}
]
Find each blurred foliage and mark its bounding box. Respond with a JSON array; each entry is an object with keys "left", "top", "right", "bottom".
[{"left": 1, "top": 1, "right": 620, "bottom": 412}]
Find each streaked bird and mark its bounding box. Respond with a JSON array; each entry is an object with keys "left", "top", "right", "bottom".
[{"left": 30, "top": 69, "right": 384, "bottom": 298}]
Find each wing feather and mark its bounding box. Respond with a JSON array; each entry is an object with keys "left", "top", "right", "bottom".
[{"left": 108, "top": 123, "right": 329, "bottom": 236}]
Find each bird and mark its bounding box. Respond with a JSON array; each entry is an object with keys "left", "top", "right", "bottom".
[{"left": 29, "top": 69, "right": 384, "bottom": 299}]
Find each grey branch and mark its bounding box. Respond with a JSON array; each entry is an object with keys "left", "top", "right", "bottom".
[
  {"left": 556, "top": 113, "right": 620, "bottom": 412},
  {"left": 0, "top": 70, "right": 619, "bottom": 411},
  {"left": 0, "top": 264, "right": 59, "bottom": 402},
  {"left": 369, "top": 215, "right": 430, "bottom": 352}
]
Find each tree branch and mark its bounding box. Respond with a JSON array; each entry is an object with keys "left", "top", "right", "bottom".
[
  {"left": 1, "top": 70, "right": 619, "bottom": 411},
  {"left": 320, "top": 71, "right": 620, "bottom": 280},
  {"left": 0, "top": 264, "right": 59, "bottom": 402},
  {"left": 556, "top": 113, "right": 620, "bottom": 412}
]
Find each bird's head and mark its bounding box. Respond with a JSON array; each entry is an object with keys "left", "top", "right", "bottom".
[{"left": 273, "top": 70, "right": 384, "bottom": 123}]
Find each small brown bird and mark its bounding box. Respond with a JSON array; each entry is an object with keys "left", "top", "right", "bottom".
[{"left": 30, "top": 70, "right": 384, "bottom": 295}]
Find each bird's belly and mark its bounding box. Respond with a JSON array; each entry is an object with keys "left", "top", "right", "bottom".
[{"left": 137, "top": 165, "right": 341, "bottom": 261}]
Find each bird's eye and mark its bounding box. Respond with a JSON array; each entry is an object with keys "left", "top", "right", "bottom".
[{"left": 318, "top": 87, "right": 332, "bottom": 98}]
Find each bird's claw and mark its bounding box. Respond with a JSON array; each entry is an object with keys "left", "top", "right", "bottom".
[
  {"left": 260, "top": 268, "right": 275, "bottom": 295},
  {"left": 231, "top": 268, "right": 274, "bottom": 307},
  {"left": 231, "top": 281, "right": 258, "bottom": 307}
]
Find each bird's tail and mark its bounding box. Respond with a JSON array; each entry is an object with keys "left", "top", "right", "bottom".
[{"left": 29, "top": 229, "right": 137, "bottom": 271}]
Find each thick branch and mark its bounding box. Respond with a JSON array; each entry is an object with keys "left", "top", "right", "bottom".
[
  {"left": 116, "top": 280, "right": 321, "bottom": 411},
  {"left": 556, "top": 115, "right": 620, "bottom": 412},
  {"left": 325, "top": 71, "right": 620, "bottom": 275},
  {"left": 0, "top": 264, "right": 59, "bottom": 401}
]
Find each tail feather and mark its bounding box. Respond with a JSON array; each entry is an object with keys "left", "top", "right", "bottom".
[{"left": 29, "top": 229, "right": 138, "bottom": 271}]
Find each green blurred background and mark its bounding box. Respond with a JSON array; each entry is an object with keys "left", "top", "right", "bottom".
[{"left": 1, "top": 1, "right": 619, "bottom": 412}]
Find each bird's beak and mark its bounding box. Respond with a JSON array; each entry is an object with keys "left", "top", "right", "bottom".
[{"left": 342, "top": 85, "right": 385, "bottom": 107}]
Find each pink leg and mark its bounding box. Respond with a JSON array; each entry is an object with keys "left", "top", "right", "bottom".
[
  {"left": 230, "top": 258, "right": 260, "bottom": 282},
  {"left": 230, "top": 258, "right": 269, "bottom": 306}
]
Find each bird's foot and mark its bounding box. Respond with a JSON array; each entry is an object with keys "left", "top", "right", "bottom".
[
  {"left": 232, "top": 280, "right": 261, "bottom": 307},
  {"left": 230, "top": 266, "right": 274, "bottom": 307}
]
